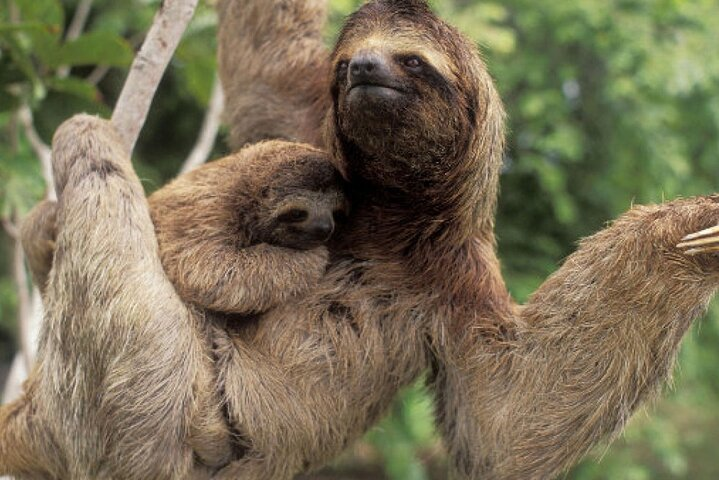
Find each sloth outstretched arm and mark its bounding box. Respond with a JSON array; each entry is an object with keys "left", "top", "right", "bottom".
[
  {"left": 217, "top": 0, "right": 330, "bottom": 149},
  {"left": 432, "top": 197, "right": 719, "bottom": 480},
  {"left": 0, "top": 115, "right": 231, "bottom": 479}
]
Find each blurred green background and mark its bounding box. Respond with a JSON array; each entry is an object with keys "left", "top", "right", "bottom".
[{"left": 2, "top": 0, "right": 719, "bottom": 478}]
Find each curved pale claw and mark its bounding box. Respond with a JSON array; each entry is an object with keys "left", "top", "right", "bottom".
[{"left": 677, "top": 225, "right": 719, "bottom": 255}]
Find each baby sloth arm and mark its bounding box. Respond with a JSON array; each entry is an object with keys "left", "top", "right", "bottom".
[
  {"left": 159, "top": 240, "right": 329, "bottom": 314},
  {"left": 150, "top": 141, "right": 345, "bottom": 314}
]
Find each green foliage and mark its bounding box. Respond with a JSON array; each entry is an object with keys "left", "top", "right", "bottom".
[
  {"left": 366, "top": 382, "right": 438, "bottom": 480},
  {"left": 2, "top": 0, "right": 719, "bottom": 478}
]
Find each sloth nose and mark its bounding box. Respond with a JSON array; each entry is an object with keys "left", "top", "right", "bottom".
[
  {"left": 308, "top": 217, "right": 335, "bottom": 241},
  {"left": 349, "top": 52, "right": 392, "bottom": 86}
]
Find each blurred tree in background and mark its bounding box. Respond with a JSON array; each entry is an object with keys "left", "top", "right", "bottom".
[{"left": 2, "top": 0, "right": 719, "bottom": 478}]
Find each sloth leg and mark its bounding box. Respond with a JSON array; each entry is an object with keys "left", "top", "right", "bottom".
[
  {"left": 0, "top": 380, "right": 58, "bottom": 478},
  {"left": 19, "top": 199, "right": 58, "bottom": 296},
  {"left": 217, "top": 0, "right": 330, "bottom": 148},
  {"left": 38, "top": 115, "right": 229, "bottom": 478}
]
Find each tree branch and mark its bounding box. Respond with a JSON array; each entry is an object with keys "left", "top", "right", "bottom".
[
  {"left": 17, "top": 106, "right": 55, "bottom": 202},
  {"left": 65, "top": 0, "right": 94, "bottom": 42},
  {"left": 12, "top": 243, "right": 33, "bottom": 371},
  {"left": 1, "top": 219, "right": 19, "bottom": 240},
  {"left": 86, "top": 65, "right": 111, "bottom": 85},
  {"left": 3, "top": 215, "right": 34, "bottom": 373},
  {"left": 112, "top": 0, "right": 200, "bottom": 153},
  {"left": 180, "top": 76, "right": 224, "bottom": 174},
  {"left": 57, "top": 0, "right": 95, "bottom": 78},
  {"left": 2, "top": 355, "right": 27, "bottom": 404}
]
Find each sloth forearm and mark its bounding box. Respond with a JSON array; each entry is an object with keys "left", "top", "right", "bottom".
[{"left": 170, "top": 243, "right": 328, "bottom": 314}]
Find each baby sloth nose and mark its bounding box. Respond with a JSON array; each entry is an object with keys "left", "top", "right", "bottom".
[
  {"left": 308, "top": 217, "right": 334, "bottom": 241},
  {"left": 349, "top": 52, "right": 392, "bottom": 87}
]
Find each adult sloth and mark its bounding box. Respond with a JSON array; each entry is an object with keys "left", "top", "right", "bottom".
[{"left": 2, "top": 1, "right": 719, "bottom": 479}]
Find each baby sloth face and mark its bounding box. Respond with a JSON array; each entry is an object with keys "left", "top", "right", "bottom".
[
  {"left": 264, "top": 187, "right": 348, "bottom": 250},
  {"left": 247, "top": 151, "right": 349, "bottom": 251}
]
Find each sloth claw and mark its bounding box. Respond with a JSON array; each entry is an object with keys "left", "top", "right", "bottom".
[{"left": 677, "top": 225, "right": 719, "bottom": 255}]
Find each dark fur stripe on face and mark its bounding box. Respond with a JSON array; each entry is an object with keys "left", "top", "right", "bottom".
[{"left": 394, "top": 53, "right": 456, "bottom": 101}]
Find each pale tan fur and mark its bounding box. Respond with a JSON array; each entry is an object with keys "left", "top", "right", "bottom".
[
  {"left": 4, "top": 116, "right": 231, "bottom": 479},
  {"left": 2, "top": 1, "right": 719, "bottom": 480}
]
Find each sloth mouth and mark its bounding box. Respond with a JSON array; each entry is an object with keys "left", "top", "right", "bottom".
[
  {"left": 350, "top": 81, "right": 402, "bottom": 91},
  {"left": 348, "top": 82, "right": 407, "bottom": 101}
]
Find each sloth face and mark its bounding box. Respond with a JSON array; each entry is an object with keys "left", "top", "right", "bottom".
[
  {"left": 328, "top": 0, "right": 487, "bottom": 195},
  {"left": 240, "top": 150, "right": 349, "bottom": 250},
  {"left": 262, "top": 188, "right": 348, "bottom": 250}
]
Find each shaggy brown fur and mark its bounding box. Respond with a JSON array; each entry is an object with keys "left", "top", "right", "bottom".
[
  {"left": 150, "top": 141, "right": 346, "bottom": 314},
  {"left": 3, "top": 1, "right": 719, "bottom": 479}
]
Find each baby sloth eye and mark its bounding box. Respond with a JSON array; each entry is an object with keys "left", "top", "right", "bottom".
[
  {"left": 403, "top": 56, "right": 423, "bottom": 70},
  {"left": 277, "top": 209, "right": 309, "bottom": 223},
  {"left": 337, "top": 60, "right": 349, "bottom": 75}
]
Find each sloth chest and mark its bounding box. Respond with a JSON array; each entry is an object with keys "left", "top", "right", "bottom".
[{"left": 221, "top": 273, "right": 430, "bottom": 463}]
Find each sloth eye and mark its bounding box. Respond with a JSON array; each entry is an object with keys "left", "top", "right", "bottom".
[
  {"left": 337, "top": 60, "right": 349, "bottom": 74},
  {"left": 403, "top": 56, "right": 423, "bottom": 70},
  {"left": 277, "top": 209, "right": 309, "bottom": 223}
]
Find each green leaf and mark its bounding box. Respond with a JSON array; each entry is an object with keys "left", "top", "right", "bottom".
[
  {"left": 0, "top": 22, "right": 46, "bottom": 34},
  {"left": 0, "top": 89, "right": 21, "bottom": 112},
  {"left": 45, "top": 77, "right": 100, "bottom": 103},
  {"left": 15, "top": 0, "right": 64, "bottom": 36},
  {"left": 0, "top": 144, "right": 45, "bottom": 218},
  {"left": 13, "top": 0, "right": 63, "bottom": 66},
  {"left": 0, "top": 33, "right": 41, "bottom": 97},
  {"left": 48, "top": 31, "right": 134, "bottom": 69},
  {"left": 175, "top": 28, "right": 217, "bottom": 104}
]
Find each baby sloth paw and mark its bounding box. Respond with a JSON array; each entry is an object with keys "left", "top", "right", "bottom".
[{"left": 677, "top": 225, "right": 719, "bottom": 255}]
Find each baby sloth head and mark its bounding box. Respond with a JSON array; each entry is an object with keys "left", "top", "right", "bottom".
[
  {"left": 260, "top": 186, "right": 347, "bottom": 250},
  {"left": 249, "top": 149, "right": 349, "bottom": 250}
]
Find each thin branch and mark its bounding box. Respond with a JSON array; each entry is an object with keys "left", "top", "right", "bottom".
[
  {"left": 2, "top": 218, "right": 19, "bottom": 240},
  {"left": 17, "top": 106, "right": 56, "bottom": 202},
  {"left": 57, "top": 0, "right": 95, "bottom": 78},
  {"left": 8, "top": 0, "right": 19, "bottom": 23},
  {"left": 180, "top": 76, "right": 224, "bottom": 174},
  {"left": 10, "top": 232, "right": 34, "bottom": 371},
  {"left": 112, "top": 0, "right": 200, "bottom": 153},
  {"left": 2, "top": 354, "right": 27, "bottom": 404},
  {"left": 86, "top": 65, "right": 111, "bottom": 85},
  {"left": 65, "top": 0, "right": 94, "bottom": 42}
]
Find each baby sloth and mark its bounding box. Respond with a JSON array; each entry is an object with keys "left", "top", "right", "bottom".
[{"left": 150, "top": 140, "right": 348, "bottom": 314}]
